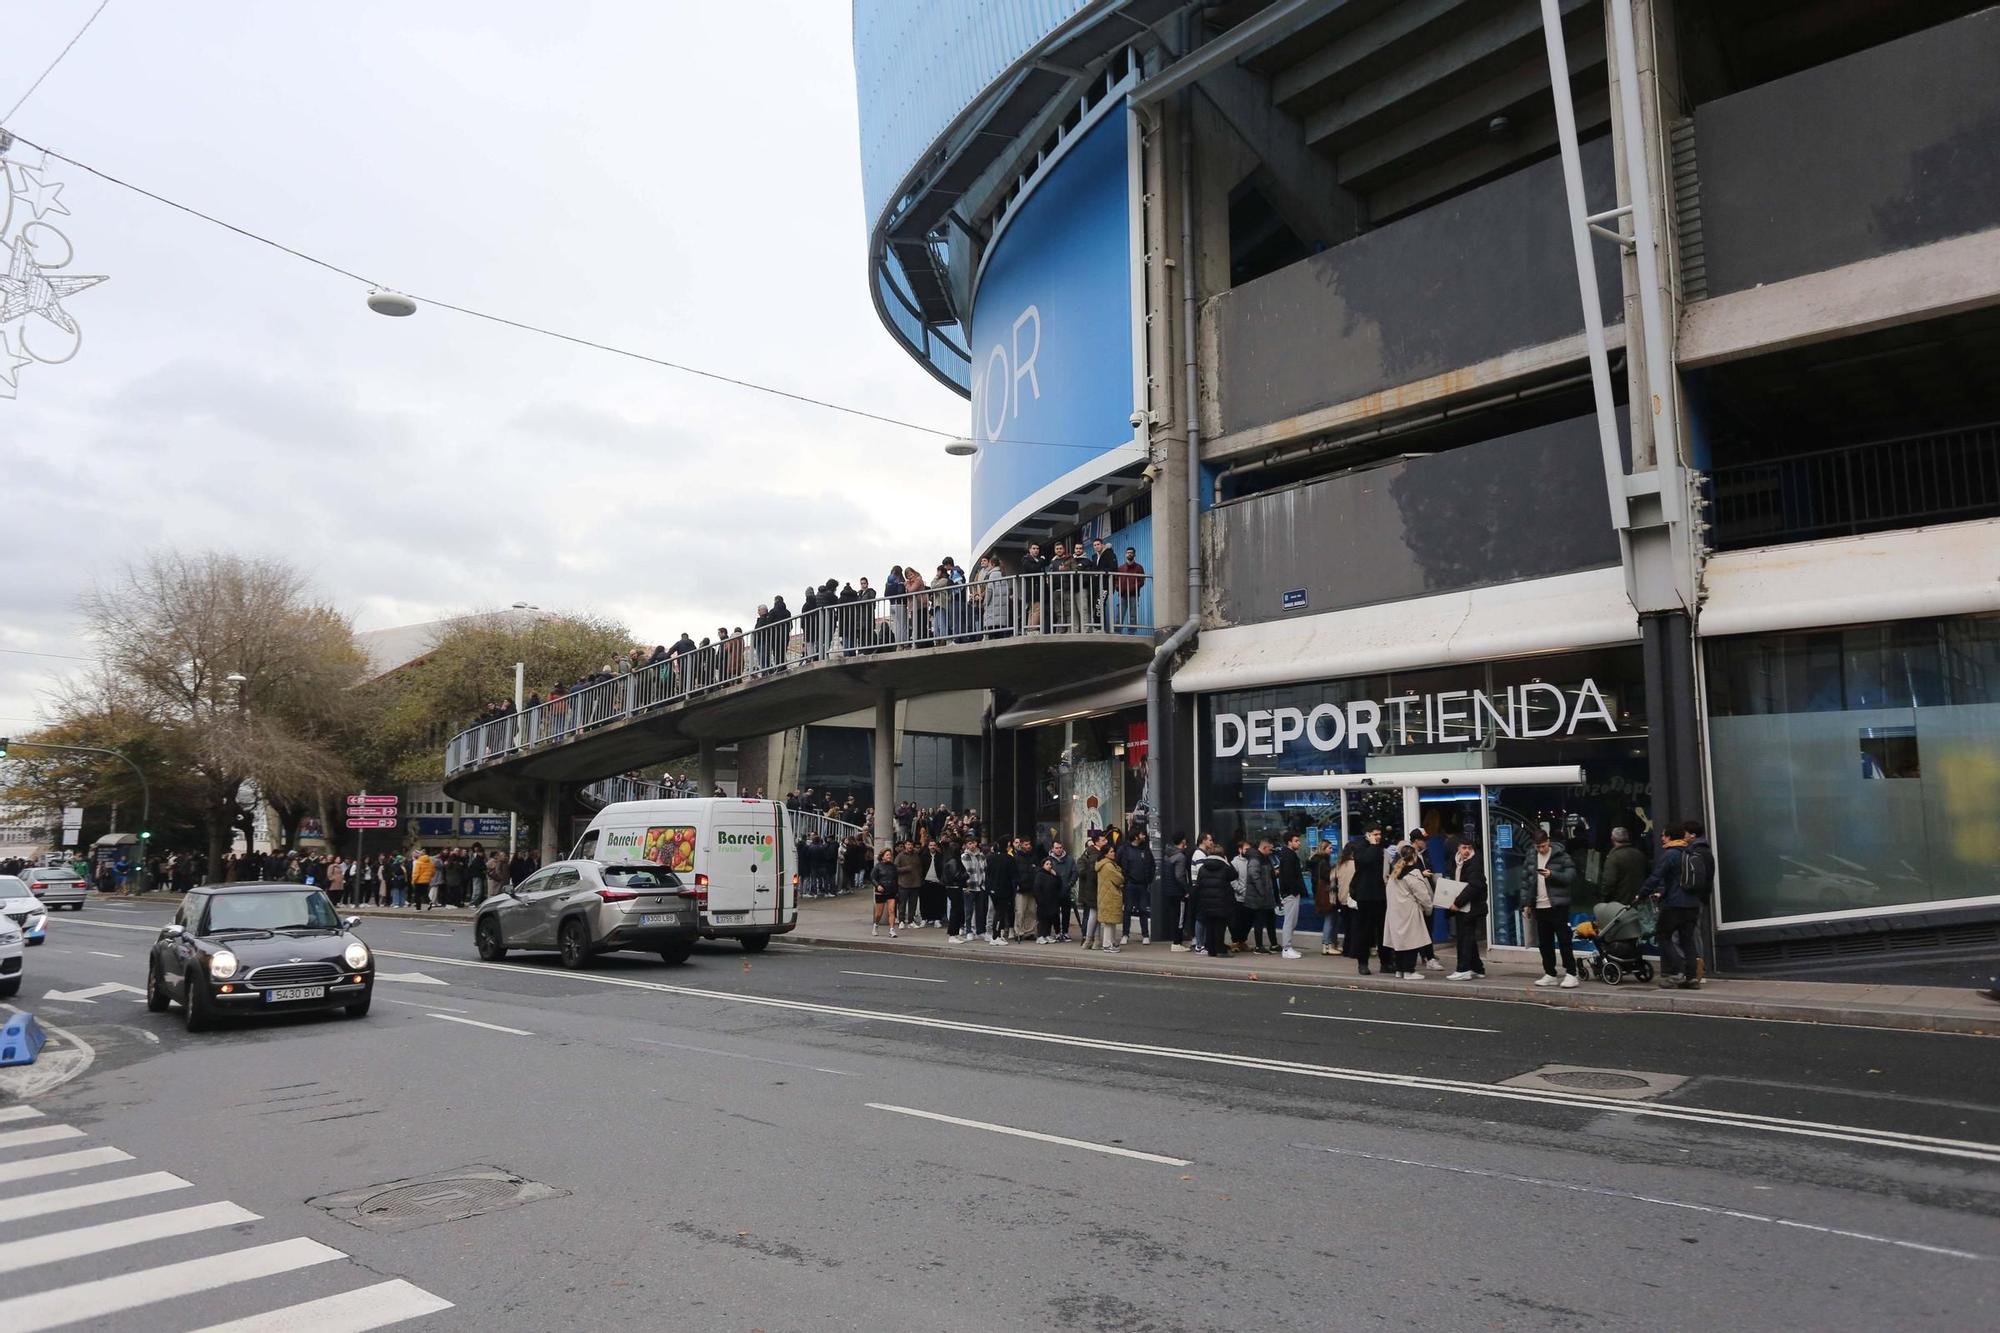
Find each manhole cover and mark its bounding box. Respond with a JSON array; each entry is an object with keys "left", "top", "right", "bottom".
[
  {"left": 310, "top": 1165, "right": 565, "bottom": 1233},
  {"left": 1499, "top": 1064, "right": 1688, "bottom": 1101},
  {"left": 1539, "top": 1070, "right": 1651, "bottom": 1091}
]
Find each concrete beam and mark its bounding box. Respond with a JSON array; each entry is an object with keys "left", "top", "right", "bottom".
[
  {"left": 1134, "top": 0, "right": 1358, "bottom": 107},
  {"left": 537, "top": 783, "right": 562, "bottom": 865},
  {"left": 1272, "top": 0, "right": 1468, "bottom": 109},
  {"left": 1676, "top": 227, "right": 2000, "bottom": 369},
  {"left": 1201, "top": 322, "right": 1624, "bottom": 462},
  {"left": 872, "top": 689, "right": 897, "bottom": 852},
  {"left": 1194, "top": 60, "right": 1362, "bottom": 247}
]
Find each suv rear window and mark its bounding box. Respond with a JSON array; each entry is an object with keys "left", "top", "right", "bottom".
[{"left": 602, "top": 866, "right": 680, "bottom": 889}]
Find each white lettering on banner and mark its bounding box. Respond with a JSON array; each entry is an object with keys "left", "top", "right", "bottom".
[
  {"left": 1209, "top": 678, "right": 1619, "bottom": 762},
  {"left": 973, "top": 303, "right": 1045, "bottom": 445}
]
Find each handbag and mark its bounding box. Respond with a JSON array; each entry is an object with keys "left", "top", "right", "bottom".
[{"left": 1430, "top": 876, "right": 1469, "bottom": 912}]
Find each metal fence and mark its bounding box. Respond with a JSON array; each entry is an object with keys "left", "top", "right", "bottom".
[
  {"left": 1709, "top": 424, "right": 2000, "bottom": 550},
  {"left": 446, "top": 571, "right": 1154, "bottom": 777}
]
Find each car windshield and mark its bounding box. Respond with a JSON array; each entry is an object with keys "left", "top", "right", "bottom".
[
  {"left": 0, "top": 876, "right": 28, "bottom": 898},
  {"left": 37, "top": 869, "right": 80, "bottom": 881},
  {"left": 603, "top": 866, "right": 681, "bottom": 888},
  {"left": 202, "top": 890, "right": 340, "bottom": 934}
]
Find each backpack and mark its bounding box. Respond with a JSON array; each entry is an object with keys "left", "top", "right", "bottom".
[{"left": 1679, "top": 843, "right": 1715, "bottom": 902}]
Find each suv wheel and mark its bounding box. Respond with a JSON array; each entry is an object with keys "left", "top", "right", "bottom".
[
  {"left": 146, "top": 959, "right": 171, "bottom": 1012},
  {"left": 739, "top": 933, "right": 771, "bottom": 954},
  {"left": 475, "top": 917, "right": 507, "bottom": 961},
  {"left": 558, "top": 918, "right": 594, "bottom": 970},
  {"left": 659, "top": 940, "right": 694, "bottom": 966}
]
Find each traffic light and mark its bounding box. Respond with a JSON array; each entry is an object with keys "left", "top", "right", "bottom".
[{"left": 139, "top": 830, "right": 152, "bottom": 842}]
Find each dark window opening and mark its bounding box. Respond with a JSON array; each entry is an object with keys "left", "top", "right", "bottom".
[
  {"left": 1676, "top": 0, "right": 1993, "bottom": 104},
  {"left": 1228, "top": 178, "right": 1314, "bottom": 288}
]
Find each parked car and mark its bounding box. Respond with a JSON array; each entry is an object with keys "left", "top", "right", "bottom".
[
  {"left": 0, "top": 875, "right": 48, "bottom": 945},
  {"left": 0, "top": 913, "right": 22, "bottom": 999},
  {"left": 23, "top": 865, "right": 88, "bottom": 910},
  {"left": 147, "top": 883, "right": 374, "bottom": 1031},
  {"left": 474, "top": 860, "right": 700, "bottom": 968}
]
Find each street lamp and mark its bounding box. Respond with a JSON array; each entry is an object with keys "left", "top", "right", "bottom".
[
  {"left": 367, "top": 289, "right": 417, "bottom": 317},
  {"left": 944, "top": 438, "right": 979, "bottom": 457}
]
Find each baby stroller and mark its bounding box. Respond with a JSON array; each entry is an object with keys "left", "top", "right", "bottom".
[{"left": 1579, "top": 900, "right": 1655, "bottom": 985}]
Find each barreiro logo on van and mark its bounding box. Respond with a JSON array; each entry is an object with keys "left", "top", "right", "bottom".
[{"left": 718, "top": 830, "right": 774, "bottom": 863}]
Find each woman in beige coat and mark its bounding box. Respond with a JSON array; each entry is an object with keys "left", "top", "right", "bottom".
[
  {"left": 1383, "top": 846, "right": 1434, "bottom": 980},
  {"left": 1095, "top": 854, "right": 1126, "bottom": 954}
]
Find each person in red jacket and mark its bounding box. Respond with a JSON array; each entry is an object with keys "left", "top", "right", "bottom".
[{"left": 1113, "top": 547, "right": 1146, "bottom": 631}]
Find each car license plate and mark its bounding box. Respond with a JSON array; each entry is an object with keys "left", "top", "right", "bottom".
[
  {"left": 640, "top": 913, "right": 681, "bottom": 926},
  {"left": 266, "top": 986, "right": 326, "bottom": 1003}
]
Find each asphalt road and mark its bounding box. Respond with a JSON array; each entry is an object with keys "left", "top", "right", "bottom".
[{"left": 4, "top": 896, "right": 1997, "bottom": 1332}]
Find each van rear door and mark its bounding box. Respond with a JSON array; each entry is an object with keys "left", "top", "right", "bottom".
[{"left": 709, "top": 806, "right": 778, "bottom": 927}]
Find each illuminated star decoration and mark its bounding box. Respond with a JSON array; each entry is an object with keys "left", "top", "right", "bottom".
[
  {"left": 8, "top": 166, "right": 71, "bottom": 221},
  {"left": 0, "top": 228, "right": 107, "bottom": 336}
]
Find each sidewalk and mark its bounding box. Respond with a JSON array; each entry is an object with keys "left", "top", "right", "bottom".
[
  {"left": 779, "top": 892, "right": 1997, "bottom": 1037},
  {"left": 92, "top": 891, "right": 1996, "bottom": 1035}
]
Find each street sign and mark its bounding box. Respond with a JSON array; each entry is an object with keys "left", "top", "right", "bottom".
[
  {"left": 345, "top": 816, "right": 399, "bottom": 829},
  {"left": 346, "top": 794, "right": 398, "bottom": 808}
]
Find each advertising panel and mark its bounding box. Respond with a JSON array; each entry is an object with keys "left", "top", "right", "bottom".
[{"left": 967, "top": 103, "right": 1138, "bottom": 555}]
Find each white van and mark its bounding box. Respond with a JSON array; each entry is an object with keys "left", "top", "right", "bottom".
[{"left": 571, "top": 798, "right": 796, "bottom": 951}]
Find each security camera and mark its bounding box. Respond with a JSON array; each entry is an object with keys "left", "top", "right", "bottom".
[
  {"left": 1129, "top": 409, "right": 1151, "bottom": 430},
  {"left": 1141, "top": 463, "right": 1161, "bottom": 483}
]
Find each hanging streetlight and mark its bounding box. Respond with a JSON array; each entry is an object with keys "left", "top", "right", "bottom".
[
  {"left": 943, "top": 438, "right": 978, "bottom": 457},
  {"left": 367, "top": 289, "right": 417, "bottom": 317}
]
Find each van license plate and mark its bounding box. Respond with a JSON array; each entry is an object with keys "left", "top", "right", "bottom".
[
  {"left": 712, "top": 910, "right": 748, "bottom": 919},
  {"left": 640, "top": 913, "right": 682, "bottom": 926},
  {"left": 266, "top": 986, "right": 325, "bottom": 1003}
]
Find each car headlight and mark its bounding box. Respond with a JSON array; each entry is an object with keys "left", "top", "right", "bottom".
[
  {"left": 27, "top": 914, "right": 44, "bottom": 931},
  {"left": 344, "top": 941, "right": 370, "bottom": 969},
  {"left": 209, "top": 949, "right": 239, "bottom": 980}
]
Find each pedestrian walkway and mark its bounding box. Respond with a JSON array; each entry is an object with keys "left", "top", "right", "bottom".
[
  {"left": 781, "top": 893, "right": 2000, "bottom": 1037},
  {"left": 0, "top": 1105, "right": 451, "bottom": 1332}
]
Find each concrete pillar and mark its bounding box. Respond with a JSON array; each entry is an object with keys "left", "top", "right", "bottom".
[
  {"left": 872, "top": 689, "right": 897, "bottom": 852},
  {"left": 537, "top": 782, "right": 562, "bottom": 865},
  {"left": 696, "top": 742, "right": 718, "bottom": 796}
]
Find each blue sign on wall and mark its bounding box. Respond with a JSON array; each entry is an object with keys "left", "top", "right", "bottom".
[{"left": 968, "top": 105, "right": 1135, "bottom": 554}]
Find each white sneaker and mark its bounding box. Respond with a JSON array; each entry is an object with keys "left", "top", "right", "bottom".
[
  {"left": 1120, "top": 935, "right": 1129, "bottom": 946},
  {"left": 1533, "top": 974, "right": 1560, "bottom": 988},
  {"left": 1446, "top": 970, "right": 1473, "bottom": 981},
  {"left": 1424, "top": 958, "right": 1444, "bottom": 971},
  {"left": 888, "top": 929, "right": 898, "bottom": 938},
  {"left": 1280, "top": 948, "right": 1302, "bottom": 960},
  {"left": 1103, "top": 946, "right": 1120, "bottom": 954},
  {"left": 1140, "top": 936, "right": 1150, "bottom": 946},
  {"left": 1398, "top": 972, "right": 1426, "bottom": 981},
  {"left": 1170, "top": 944, "right": 1188, "bottom": 953},
  {"left": 992, "top": 937, "right": 1005, "bottom": 946},
  {"left": 871, "top": 924, "right": 879, "bottom": 937},
  {"left": 1560, "top": 973, "right": 1580, "bottom": 989}
]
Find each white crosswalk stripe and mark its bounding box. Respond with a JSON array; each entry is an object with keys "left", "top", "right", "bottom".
[
  {"left": 0, "top": 1122, "right": 453, "bottom": 1330},
  {"left": 0, "top": 1144, "right": 133, "bottom": 1185},
  {"left": 0, "top": 1201, "right": 260, "bottom": 1276},
  {"left": 0, "top": 1236, "right": 346, "bottom": 1332},
  {"left": 192, "top": 1278, "right": 457, "bottom": 1333}
]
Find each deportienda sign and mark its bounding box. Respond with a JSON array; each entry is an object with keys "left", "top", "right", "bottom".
[{"left": 1211, "top": 680, "right": 1617, "bottom": 759}]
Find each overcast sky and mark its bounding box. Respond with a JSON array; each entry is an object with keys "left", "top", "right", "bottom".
[{"left": 0, "top": 0, "right": 968, "bottom": 729}]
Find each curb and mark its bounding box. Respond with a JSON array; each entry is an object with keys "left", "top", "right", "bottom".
[{"left": 781, "top": 930, "right": 1998, "bottom": 1037}]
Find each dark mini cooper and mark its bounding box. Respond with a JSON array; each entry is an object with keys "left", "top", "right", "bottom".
[{"left": 147, "top": 882, "right": 375, "bottom": 1031}]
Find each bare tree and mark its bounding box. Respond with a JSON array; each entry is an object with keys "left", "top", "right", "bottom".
[{"left": 82, "top": 551, "right": 367, "bottom": 877}]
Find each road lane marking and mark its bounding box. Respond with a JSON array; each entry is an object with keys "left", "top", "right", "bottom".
[
  {"left": 0, "top": 1124, "right": 85, "bottom": 1151},
  {"left": 0, "top": 1145, "right": 134, "bottom": 1185},
  {"left": 1285, "top": 1011, "right": 1502, "bottom": 1034},
  {"left": 1295, "top": 1143, "right": 1990, "bottom": 1262},
  {"left": 0, "top": 1236, "right": 345, "bottom": 1333},
  {"left": 870, "top": 1103, "right": 1191, "bottom": 1165},
  {"left": 428, "top": 1013, "right": 531, "bottom": 1036},
  {"left": 0, "top": 1105, "right": 43, "bottom": 1123},
  {"left": 377, "top": 997, "right": 468, "bottom": 1013},
  {"left": 0, "top": 1171, "right": 192, "bottom": 1225},
  {"left": 86, "top": 950, "right": 124, "bottom": 958},
  {"left": 840, "top": 969, "right": 946, "bottom": 984},
  {"left": 633, "top": 1036, "right": 859, "bottom": 1076},
  {"left": 190, "top": 1277, "right": 454, "bottom": 1333},
  {"left": 360, "top": 947, "right": 2000, "bottom": 1166},
  {"left": 0, "top": 1201, "right": 261, "bottom": 1276},
  {"left": 56, "top": 921, "right": 2000, "bottom": 1165}
]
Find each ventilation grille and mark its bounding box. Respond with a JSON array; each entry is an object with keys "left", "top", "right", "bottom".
[
  {"left": 1670, "top": 117, "right": 1705, "bottom": 302},
  {"left": 1727, "top": 918, "right": 2000, "bottom": 970}
]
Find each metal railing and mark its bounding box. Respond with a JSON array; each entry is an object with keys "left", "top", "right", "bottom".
[
  {"left": 1709, "top": 424, "right": 2000, "bottom": 550},
  {"left": 445, "top": 571, "right": 1155, "bottom": 777}
]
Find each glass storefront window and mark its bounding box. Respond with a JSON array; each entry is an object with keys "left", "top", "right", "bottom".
[
  {"left": 1704, "top": 613, "right": 2000, "bottom": 923},
  {"left": 1032, "top": 708, "right": 1151, "bottom": 851}
]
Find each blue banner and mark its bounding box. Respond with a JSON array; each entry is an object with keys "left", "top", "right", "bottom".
[{"left": 968, "top": 105, "right": 1135, "bottom": 553}]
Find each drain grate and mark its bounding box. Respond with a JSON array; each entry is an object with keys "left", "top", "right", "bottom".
[
  {"left": 310, "top": 1165, "right": 565, "bottom": 1233},
  {"left": 1538, "top": 1070, "right": 1652, "bottom": 1092},
  {"left": 1500, "top": 1064, "right": 1688, "bottom": 1101}
]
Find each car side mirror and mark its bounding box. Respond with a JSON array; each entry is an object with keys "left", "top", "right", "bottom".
[
  {"left": 162, "top": 924, "right": 185, "bottom": 939},
  {"left": 341, "top": 916, "right": 360, "bottom": 929}
]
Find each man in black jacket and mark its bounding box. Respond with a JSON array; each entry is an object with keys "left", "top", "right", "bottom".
[
  {"left": 1117, "top": 832, "right": 1157, "bottom": 944},
  {"left": 1276, "top": 832, "right": 1308, "bottom": 959},
  {"left": 1089, "top": 537, "right": 1118, "bottom": 631},
  {"left": 986, "top": 835, "right": 1017, "bottom": 942},
  {"left": 1343, "top": 825, "right": 1390, "bottom": 975},
  {"left": 1191, "top": 837, "right": 1239, "bottom": 958}
]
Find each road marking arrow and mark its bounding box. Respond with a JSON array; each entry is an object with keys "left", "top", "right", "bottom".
[
  {"left": 374, "top": 971, "right": 449, "bottom": 986},
  {"left": 41, "top": 982, "right": 147, "bottom": 1004}
]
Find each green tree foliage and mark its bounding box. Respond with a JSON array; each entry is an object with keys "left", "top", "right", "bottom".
[{"left": 358, "top": 611, "right": 635, "bottom": 785}]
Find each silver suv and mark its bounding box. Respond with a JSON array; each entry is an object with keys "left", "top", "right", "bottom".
[{"left": 474, "top": 860, "right": 700, "bottom": 968}]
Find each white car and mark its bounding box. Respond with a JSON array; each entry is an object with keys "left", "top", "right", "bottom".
[
  {"left": 0, "top": 875, "right": 47, "bottom": 946},
  {"left": 0, "top": 914, "right": 22, "bottom": 999}
]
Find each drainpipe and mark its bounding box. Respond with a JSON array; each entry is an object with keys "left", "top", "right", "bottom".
[{"left": 1144, "top": 78, "right": 1203, "bottom": 849}]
